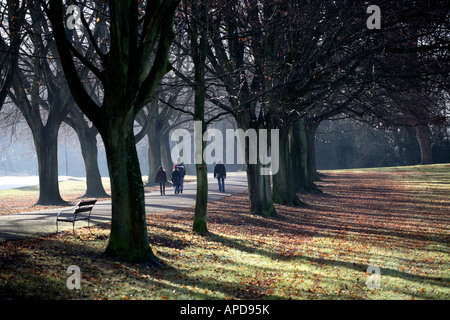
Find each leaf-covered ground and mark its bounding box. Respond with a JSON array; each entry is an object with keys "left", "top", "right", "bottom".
[{"left": 0, "top": 165, "right": 448, "bottom": 300}]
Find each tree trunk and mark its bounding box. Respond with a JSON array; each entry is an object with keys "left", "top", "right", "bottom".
[
  {"left": 46, "top": 0, "right": 179, "bottom": 264},
  {"left": 236, "top": 114, "right": 276, "bottom": 216},
  {"left": 147, "top": 141, "right": 162, "bottom": 186},
  {"left": 34, "top": 125, "right": 67, "bottom": 205},
  {"left": 193, "top": 159, "right": 208, "bottom": 233},
  {"left": 10, "top": 55, "right": 70, "bottom": 206},
  {"left": 306, "top": 120, "right": 320, "bottom": 182},
  {"left": 293, "top": 119, "right": 322, "bottom": 194},
  {"left": 246, "top": 161, "right": 276, "bottom": 216},
  {"left": 416, "top": 125, "right": 434, "bottom": 165},
  {"left": 77, "top": 128, "right": 109, "bottom": 198},
  {"left": 66, "top": 106, "right": 108, "bottom": 198},
  {"left": 192, "top": 92, "right": 209, "bottom": 234},
  {"left": 160, "top": 129, "right": 173, "bottom": 174},
  {"left": 146, "top": 121, "right": 162, "bottom": 186},
  {"left": 191, "top": 0, "right": 209, "bottom": 234},
  {"left": 272, "top": 122, "right": 304, "bottom": 206},
  {"left": 101, "top": 114, "right": 156, "bottom": 264}
]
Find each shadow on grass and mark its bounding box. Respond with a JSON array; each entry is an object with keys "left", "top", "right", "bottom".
[{"left": 1, "top": 167, "right": 449, "bottom": 299}]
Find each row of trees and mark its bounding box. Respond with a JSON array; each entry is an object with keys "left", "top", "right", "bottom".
[{"left": 0, "top": 0, "right": 448, "bottom": 263}]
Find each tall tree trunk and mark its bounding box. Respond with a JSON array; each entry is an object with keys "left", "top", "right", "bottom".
[
  {"left": 160, "top": 129, "right": 173, "bottom": 174},
  {"left": 306, "top": 120, "right": 320, "bottom": 182},
  {"left": 147, "top": 141, "right": 162, "bottom": 186},
  {"left": 272, "top": 122, "right": 303, "bottom": 206},
  {"left": 246, "top": 161, "right": 276, "bottom": 216},
  {"left": 416, "top": 124, "right": 434, "bottom": 165},
  {"left": 146, "top": 121, "right": 162, "bottom": 186},
  {"left": 193, "top": 139, "right": 208, "bottom": 233},
  {"left": 191, "top": 0, "right": 209, "bottom": 234},
  {"left": 77, "top": 128, "right": 109, "bottom": 198},
  {"left": 66, "top": 106, "right": 108, "bottom": 198},
  {"left": 236, "top": 114, "right": 276, "bottom": 217},
  {"left": 34, "top": 124, "right": 66, "bottom": 205},
  {"left": 47, "top": 0, "right": 179, "bottom": 264},
  {"left": 293, "top": 119, "right": 322, "bottom": 194},
  {"left": 192, "top": 81, "right": 209, "bottom": 234},
  {"left": 101, "top": 113, "right": 156, "bottom": 263}
]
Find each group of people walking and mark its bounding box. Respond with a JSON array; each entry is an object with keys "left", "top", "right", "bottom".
[
  {"left": 154, "top": 159, "right": 186, "bottom": 195},
  {"left": 154, "top": 158, "right": 227, "bottom": 195}
]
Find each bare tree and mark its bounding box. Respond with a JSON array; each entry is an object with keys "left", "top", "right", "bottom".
[
  {"left": 8, "top": 2, "right": 73, "bottom": 205},
  {"left": 41, "top": 0, "right": 180, "bottom": 263}
]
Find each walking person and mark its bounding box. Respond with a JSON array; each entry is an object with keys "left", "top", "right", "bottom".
[
  {"left": 171, "top": 165, "right": 182, "bottom": 194},
  {"left": 214, "top": 160, "right": 226, "bottom": 193},
  {"left": 154, "top": 166, "right": 167, "bottom": 195},
  {"left": 176, "top": 158, "right": 186, "bottom": 193}
]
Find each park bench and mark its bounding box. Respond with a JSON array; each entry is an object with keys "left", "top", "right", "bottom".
[{"left": 56, "top": 199, "right": 97, "bottom": 234}]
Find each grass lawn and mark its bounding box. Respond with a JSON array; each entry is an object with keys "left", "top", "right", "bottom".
[
  {"left": 0, "top": 177, "right": 112, "bottom": 215},
  {"left": 0, "top": 164, "right": 448, "bottom": 300}
]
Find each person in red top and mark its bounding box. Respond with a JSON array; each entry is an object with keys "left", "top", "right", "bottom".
[
  {"left": 176, "top": 158, "right": 186, "bottom": 193},
  {"left": 171, "top": 165, "right": 182, "bottom": 194}
]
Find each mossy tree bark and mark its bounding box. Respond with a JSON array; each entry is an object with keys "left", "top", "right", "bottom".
[{"left": 101, "top": 109, "right": 155, "bottom": 263}]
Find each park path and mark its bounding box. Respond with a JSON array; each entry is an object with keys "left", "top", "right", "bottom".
[{"left": 0, "top": 172, "right": 248, "bottom": 243}]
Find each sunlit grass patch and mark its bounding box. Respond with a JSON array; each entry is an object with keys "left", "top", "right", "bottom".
[{"left": 0, "top": 177, "right": 113, "bottom": 215}]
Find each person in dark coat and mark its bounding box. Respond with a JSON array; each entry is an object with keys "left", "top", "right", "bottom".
[
  {"left": 155, "top": 166, "right": 167, "bottom": 195},
  {"left": 176, "top": 158, "right": 186, "bottom": 193},
  {"left": 214, "top": 160, "right": 226, "bottom": 192},
  {"left": 171, "top": 165, "right": 182, "bottom": 194}
]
